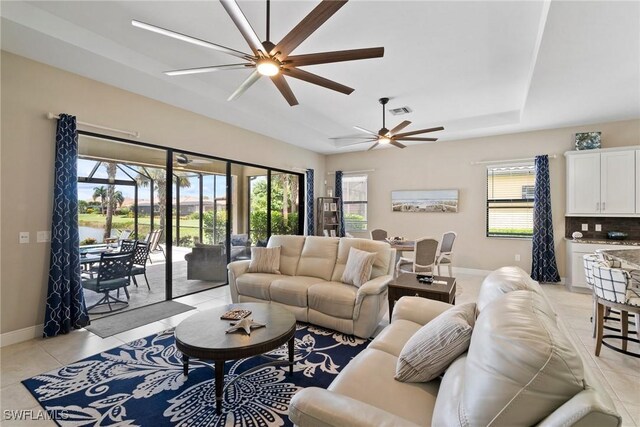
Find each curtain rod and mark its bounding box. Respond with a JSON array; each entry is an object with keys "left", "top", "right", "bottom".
[
  {"left": 47, "top": 113, "right": 140, "bottom": 138},
  {"left": 470, "top": 154, "right": 557, "bottom": 165},
  {"left": 327, "top": 169, "right": 375, "bottom": 175}
]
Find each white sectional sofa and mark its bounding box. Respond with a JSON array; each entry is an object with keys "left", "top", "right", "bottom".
[
  {"left": 289, "top": 266, "right": 621, "bottom": 427},
  {"left": 227, "top": 235, "right": 395, "bottom": 338}
]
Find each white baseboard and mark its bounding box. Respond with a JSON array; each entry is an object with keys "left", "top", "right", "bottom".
[{"left": 0, "top": 324, "right": 43, "bottom": 348}]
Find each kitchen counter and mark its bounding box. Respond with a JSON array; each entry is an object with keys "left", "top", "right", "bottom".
[
  {"left": 565, "top": 238, "right": 640, "bottom": 246},
  {"left": 600, "top": 249, "right": 640, "bottom": 269}
]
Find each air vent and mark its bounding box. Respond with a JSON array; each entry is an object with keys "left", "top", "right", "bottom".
[{"left": 389, "top": 106, "right": 412, "bottom": 116}]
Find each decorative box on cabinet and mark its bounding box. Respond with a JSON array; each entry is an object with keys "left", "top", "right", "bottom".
[
  {"left": 565, "top": 147, "right": 639, "bottom": 216},
  {"left": 316, "top": 197, "right": 342, "bottom": 237}
]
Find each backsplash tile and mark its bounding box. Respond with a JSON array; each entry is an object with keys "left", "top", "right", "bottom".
[{"left": 565, "top": 217, "right": 640, "bottom": 240}]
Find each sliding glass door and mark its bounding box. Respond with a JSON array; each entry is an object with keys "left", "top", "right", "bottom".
[{"left": 76, "top": 132, "right": 304, "bottom": 314}]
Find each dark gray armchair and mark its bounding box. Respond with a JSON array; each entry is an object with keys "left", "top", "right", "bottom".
[{"left": 184, "top": 243, "right": 228, "bottom": 282}]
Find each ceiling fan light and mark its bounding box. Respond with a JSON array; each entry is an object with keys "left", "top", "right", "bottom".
[
  {"left": 379, "top": 137, "right": 391, "bottom": 144},
  {"left": 257, "top": 59, "right": 280, "bottom": 76}
]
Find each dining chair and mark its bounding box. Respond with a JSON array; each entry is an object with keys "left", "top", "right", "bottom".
[
  {"left": 591, "top": 262, "right": 640, "bottom": 358},
  {"left": 131, "top": 242, "right": 151, "bottom": 290},
  {"left": 370, "top": 229, "right": 388, "bottom": 241},
  {"left": 436, "top": 231, "right": 457, "bottom": 276},
  {"left": 397, "top": 237, "right": 439, "bottom": 275},
  {"left": 81, "top": 251, "right": 134, "bottom": 313}
]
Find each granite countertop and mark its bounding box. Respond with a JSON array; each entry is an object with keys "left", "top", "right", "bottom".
[
  {"left": 565, "top": 238, "right": 640, "bottom": 246},
  {"left": 601, "top": 248, "right": 640, "bottom": 268}
]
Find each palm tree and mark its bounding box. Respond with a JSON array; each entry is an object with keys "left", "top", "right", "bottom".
[
  {"left": 136, "top": 168, "right": 190, "bottom": 240},
  {"left": 92, "top": 186, "right": 107, "bottom": 214},
  {"left": 104, "top": 163, "right": 117, "bottom": 239}
]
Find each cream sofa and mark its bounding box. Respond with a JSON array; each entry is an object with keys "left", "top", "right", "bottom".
[
  {"left": 227, "top": 235, "right": 395, "bottom": 338},
  {"left": 290, "top": 266, "right": 621, "bottom": 427}
]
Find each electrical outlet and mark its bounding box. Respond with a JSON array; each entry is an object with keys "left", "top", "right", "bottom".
[
  {"left": 581, "top": 224, "right": 589, "bottom": 231},
  {"left": 19, "top": 232, "right": 30, "bottom": 244},
  {"left": 37, "top": 231, "right": 51, "bottom": 243},
  {"left": 515, "top": 254, "right": 521, "bottom": 261},
  {"left": 595, "top": 224, "right": 602, "bottom": 232}
]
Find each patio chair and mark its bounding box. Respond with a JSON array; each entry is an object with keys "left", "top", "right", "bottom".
[
  {"left": 397, "top": 237, "right": 439, "bottom": 275},
  {"left": 146, "top": 229, "right": 166, "bottom": 263},
  {"left": 120, "top": 239, "right": 137, "bottom": 253},
  {"left": 131, "top": 242, "right": 151, "bottom": 290},
  {"left": 82, "top": 251, "right": 134, "bottom": 313}
]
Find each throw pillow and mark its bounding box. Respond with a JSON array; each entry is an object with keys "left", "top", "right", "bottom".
[
  {"left": 247, "top": 246, "right": 281, "bottom": 274},
  {"left": 395, "top": 302, "right": 476, "bottom": 382},
  {"left": 341, "top": 247, "right": 377, "bottom": 287}
]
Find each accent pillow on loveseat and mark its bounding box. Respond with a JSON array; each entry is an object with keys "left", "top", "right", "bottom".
[{"left": 341, "top": 247, "right": 377, "bottom": 287}]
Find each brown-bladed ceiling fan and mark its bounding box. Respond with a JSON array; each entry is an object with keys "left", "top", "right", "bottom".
[
  {"left": 132, "top": 0, "right": 384, "bottom": 106},
  {"left": 331, "top": 98, "right": 445, "bottom": 150}
]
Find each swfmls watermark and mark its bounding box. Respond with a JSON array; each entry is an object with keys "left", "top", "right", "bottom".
[{"left": 3, "top": 409, "right": 69, "bottom": 421}]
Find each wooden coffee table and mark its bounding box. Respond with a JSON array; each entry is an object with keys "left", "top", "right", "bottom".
[
  {"left": 388, "top": 273, "right": 456, "bottom": 319},
  {"left": 174, "top": 302, "right": 296, "bottom": 415}
]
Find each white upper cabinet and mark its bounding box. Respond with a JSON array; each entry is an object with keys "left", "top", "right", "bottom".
[
  {"left": 637, "top": 151, "right": 640, "bottom": 214},
  {"left": 567, "top": 152, "right": 601, "bottom": 214},
  {"left": 566, "top": 147, "right": 639, "bottom": 216}
]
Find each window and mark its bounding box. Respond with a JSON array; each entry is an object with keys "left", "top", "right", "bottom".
[
  {"left": 341, "top": 174, "right": 368, "bottom": 231},
  {"left": 487, "top": 164, "right": 535, "bottom": 238}
]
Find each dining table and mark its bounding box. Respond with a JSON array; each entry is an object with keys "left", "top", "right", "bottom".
[{"left": 386, "top": 240, "right": 415, "bottom": 262}]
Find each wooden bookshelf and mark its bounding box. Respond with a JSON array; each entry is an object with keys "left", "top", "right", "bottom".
[{"left": 316, "top": 197, "right": 342, "bottom": 237}]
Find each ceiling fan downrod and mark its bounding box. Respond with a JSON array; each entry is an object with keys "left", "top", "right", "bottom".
[{"left": 379, "top": 97, "right": 389, "bottom": 133}]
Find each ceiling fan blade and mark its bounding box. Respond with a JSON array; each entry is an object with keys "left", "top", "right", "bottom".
[
  {"left": 329, "top": 134, "right": 379, "bottom": 140},
  {"left": 219, "top": 0, "right": 265, "bottom": 55},
  {"left": 367, "top": 142, "right": 380, "bottom": 151},
  {"left": 389, "top": 140, "right": 407, "bottom": 149},
  {"left": 284, "top": 68, "right": 354, "bottom": 95},
  {"left": 273, "top": 0, "right": 348, "bottom": 58},
  {"left": 131, "top": 20, "right": 251, "bottom": 60},
  {"left": 164, "top": 63, "right": 252, "bottom": 76},
  {"left": 286, "top": 47, "right": 384, "bottom": 67},
  {"left": 396, "top": 137, "right": 438, "bottom": 142},
  {"left": 394, "top": 126, "right": 445, "bottom": 138},
  {"left": 334, "top": 138, "right": 378, "bottom": 147},
  {"left": 270, "top": 74, "right": 299, "bottom": 106},
  {"left": 353, "top": 126, "right": 379, "bottom": 136},
  {"left": 228, "top": 70, "right": 261, "bottom": 101},
  {"left": 388, "top": 120, "right": 412, "bottom": 136}
]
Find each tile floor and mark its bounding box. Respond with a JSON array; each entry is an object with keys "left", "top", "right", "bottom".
[{"left": 1, "top": 274, "right": 639, "bottom": 426}]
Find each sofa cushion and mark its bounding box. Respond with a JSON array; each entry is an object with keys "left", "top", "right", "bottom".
[
  {"left": 476, "top": 266, "right": 555, "bottom": 320},
  {"left": 296, "top": 237, "right": 340, "bottom": 281},
  {"left": 236, "top": 273, "right": 280, "bottom": 300},
  {"left": 396, "top": 303, "right": 476, "bottom": 383},
  {"left": 460, "top": 290, "right": 584, "bottom": 426},
  {"left": 332, "top": 238, "right": 393, "bottom": 281},
  {"left": 270, "top": 276, "right": 325, "bottom": 307},
  {"left": 248, "top": 246, "right": 281, "bottom": 274},
  {"left": 268, "top": 235, "right": 306, "bottom": 276},
  {"left": 341, "top": 247, "right": 376, "bottom": 287},
  {"left": 329, "top": 348, "right": 439, "bottom": 426},
  {"left": 308, "top": 282, "right": 357, "bottom": 319},
  {"left": 369, "top": 319, "right": 422, "bottom": 358}
]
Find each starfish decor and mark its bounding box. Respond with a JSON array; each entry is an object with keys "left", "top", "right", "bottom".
[{"left": 225, "top": 317, "right": 266, "bottom": 335}]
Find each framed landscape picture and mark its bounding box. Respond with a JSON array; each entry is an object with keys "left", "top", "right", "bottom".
[{"left": 391, "top": 190, "right": 459, "bottom": 213}]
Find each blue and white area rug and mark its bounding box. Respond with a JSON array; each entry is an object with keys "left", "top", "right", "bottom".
[{"left": 23, "top": 324, "right": 368, "bottom": 426}]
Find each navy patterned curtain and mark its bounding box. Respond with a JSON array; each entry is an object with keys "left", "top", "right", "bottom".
[
  {"left": 43, "top": 114, "right": 90, "bottom": 337},
  {"left": 335, "top": 171, "right": 345, "bottom": 237},
  {"left": 531, "top": 155, "right": 560, "bottom": 283},
  {"left": 305, "top": 169, "right": 315, "bottom": 236}
]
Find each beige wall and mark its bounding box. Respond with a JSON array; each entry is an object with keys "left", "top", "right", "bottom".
[
  {"left": 326, "top": 119, "right": 640, "bottom": 275},
  {"left": 0, "top": 52, "right": 324, "bottom": 335}
]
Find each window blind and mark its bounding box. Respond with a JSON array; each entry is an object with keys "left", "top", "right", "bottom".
[
  {"left": 487, "top": 164, "right": 535, "bottom": 237},
  {"left": 342, "top": 175, "right": 368, "bottom": 231}
]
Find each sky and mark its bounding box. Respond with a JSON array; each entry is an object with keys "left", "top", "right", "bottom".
[{"left": 77, "top": 159, "right": 227, "bottom": 204}]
